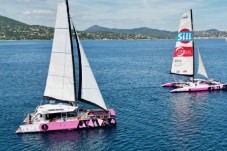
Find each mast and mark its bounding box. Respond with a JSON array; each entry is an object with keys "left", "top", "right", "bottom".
[
  {"left": 190, "top": 9, "right": 195, "bottom": 81},
  {"left": 72, "top": 23, "right": 82, "bottom": 100},
  {"left": 66, "top": 0, "right": 77, "bottom": 103}
]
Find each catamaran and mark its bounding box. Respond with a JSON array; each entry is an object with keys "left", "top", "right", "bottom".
[
  {"left": 162, "top": 9, "right": 227, "bottom": 92},
  {"left": 16, "top": 0, "right": 116, "bottom": 134}
]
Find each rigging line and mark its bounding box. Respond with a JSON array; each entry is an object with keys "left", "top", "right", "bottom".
[
  {"left": 191, "top": 9, "right": 195, "bottom": 81},
  {"left": 52, "top": 52, "right": 72, "bottom": 54},
  {"left": 49, "top": 74, "right": 72, "bottom": 79},
  {"left": 43, "top": 96, "right": 74, "bottom": 102},
  {"left": 55, "top": 27, "right": 69, "bottom": 29}
]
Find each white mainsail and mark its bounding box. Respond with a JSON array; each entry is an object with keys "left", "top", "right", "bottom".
[
  {"left": 171, "top": 10, "right": 194, "bottom": 76},
  {"left": 44, "top": 2, "right": 75, "bottom": 102},
  {"left": 198, "top": 49, "right": 208, "bottom": 79},
  {"left": 75, "top": 32, "right": 107, "bottom": 110}
]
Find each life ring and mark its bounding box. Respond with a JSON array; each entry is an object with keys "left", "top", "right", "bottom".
[
  {"left": 41, "top": 124, "right": 48, "bottom": 131},
  {"left": 100, "top": 115, "right": 104, "bottom": 119}
]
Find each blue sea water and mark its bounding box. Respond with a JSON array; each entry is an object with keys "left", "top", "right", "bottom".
[{"left": 0, "top": 39, "right": 227, "bottom": 151}]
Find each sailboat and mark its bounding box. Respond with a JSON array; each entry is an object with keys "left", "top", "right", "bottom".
[
  {"left": 16, "top": 0, "right": 116, "bottom": 134},
  {"left": 162, "top": 9, "right": 227, "bottom": 92}
]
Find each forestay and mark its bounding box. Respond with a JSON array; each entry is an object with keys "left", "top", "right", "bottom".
[
  {"left": 171, "top": 11, "right": 194, "bottom": 76},
  {"left": 44, "top": 2, "right": 75, "bottom": 102}
]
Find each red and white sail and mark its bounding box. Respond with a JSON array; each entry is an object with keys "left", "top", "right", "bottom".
[{"left": 171, "top": 11, "right": 194, "bottom": 76}]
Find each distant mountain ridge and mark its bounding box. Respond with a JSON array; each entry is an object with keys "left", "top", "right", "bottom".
[
  {"left": 0, "top": 15, "right": 227, "bottom": 40},
  {"left": 84, "top": 25, "right": 176, "bottom": 39},
  {"left": 85, "top": 25, "right": 226, "bottom": 34},
  {"left": 85, "top": 25, "right": 227, "bottom": 39}
]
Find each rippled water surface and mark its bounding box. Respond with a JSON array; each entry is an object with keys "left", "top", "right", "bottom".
[{"left": 0, "top": 40, "right": 227, "bottom": 151}]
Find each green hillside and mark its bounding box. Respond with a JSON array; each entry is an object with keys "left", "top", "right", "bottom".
[
  {"left": 85, "top": 25, "right": 227, "bottom": 39},
  {"left": 0, "top": 15, "right": 156, "bottom": 40},
  {"left": 0, "top": 15, "right": 54, "bottom": 40},
  {"left": 1, "top": 15, "right": 227, "bottom": 40},
  {"left": 0, "top": 15, "right": 26, "bottom": 26}
]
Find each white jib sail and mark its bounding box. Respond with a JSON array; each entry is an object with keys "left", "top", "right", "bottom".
[
  {"left": 44, "top": 2, "right": 75, "bottom": 102},
  {"left": 77, "top": 34, "right": 107, "bottom": 110},
  {"left": 171, "top": 11, "right": 194, "bottom": 76},
  {"left": 198, "top": 49, "right": 208, "bottom": 79}
]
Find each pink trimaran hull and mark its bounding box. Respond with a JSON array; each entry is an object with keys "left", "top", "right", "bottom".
[
  {"left": 171, "top": 84, "right": 227, "bottom": 93},
  {"left": 162, "top": 82, "right": 190, "bottom": 88},
  {"left": 162, "top": 83, "right": 174, "bottom": 87}
]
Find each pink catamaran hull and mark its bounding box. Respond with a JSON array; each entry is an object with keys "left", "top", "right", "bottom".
[{"left": 16, "top": 109, "right": 116, "bottom": 134}]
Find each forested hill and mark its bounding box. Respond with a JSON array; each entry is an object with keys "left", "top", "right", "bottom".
[
  {"left": 0, "top": 15, "right": 227, "bottom": 40},
  {"left": 0, "top": 15, "right": 53, "bottom": 40}
]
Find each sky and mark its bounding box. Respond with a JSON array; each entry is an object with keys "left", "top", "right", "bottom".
[{"left": 0, "top": 0, "right": 227, "bottom": 31}]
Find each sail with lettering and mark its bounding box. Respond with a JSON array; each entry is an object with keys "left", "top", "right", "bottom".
[{"left": 170, "top": 10, "right": 194, "bottom": 77}]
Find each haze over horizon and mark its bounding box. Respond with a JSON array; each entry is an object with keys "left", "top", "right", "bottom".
[{"left": 0, "top": 0, "right": 227, "bottom": 31}]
